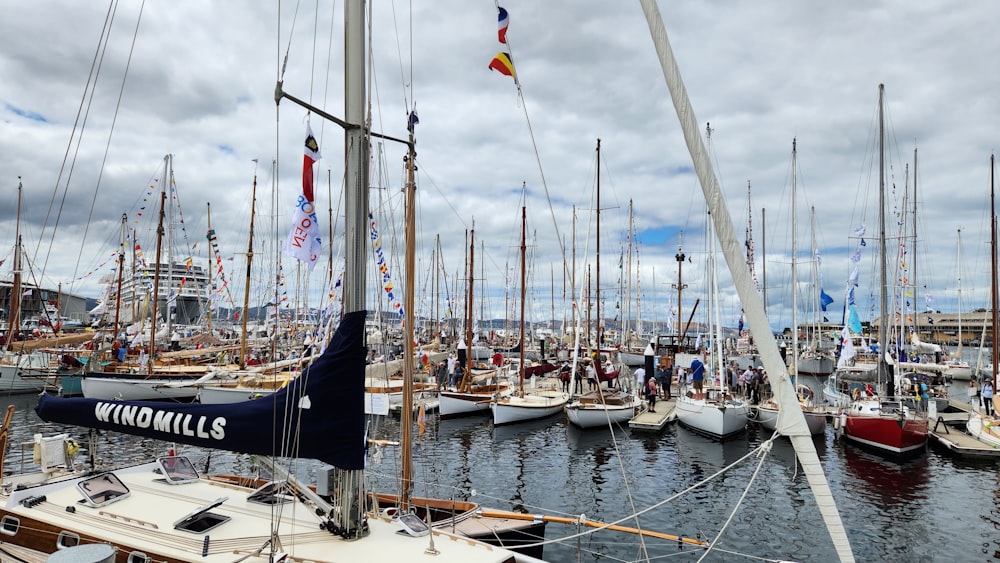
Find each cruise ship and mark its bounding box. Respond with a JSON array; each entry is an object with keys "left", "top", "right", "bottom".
[{"left": 96, "top": 261, "right": 210, "bottom": 327}]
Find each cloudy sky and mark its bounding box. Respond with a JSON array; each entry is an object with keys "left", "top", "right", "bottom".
[{"left": 2, "top": 1, "right": 999, "bottom": 336}]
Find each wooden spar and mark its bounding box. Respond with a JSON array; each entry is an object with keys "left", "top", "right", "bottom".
[
  {"left": 112, "top": 213, "right": 127, "bottom": 346},
  {"left": 239, "top": 167, "right": 258, "bottom": 370},
  {"left": 5, "top": 181, "right": 23, "bottom": 351},
  {"left": 461, "top": 227, "right": 475, "bottom": 392},
  {"left": 149, "top": 186, "right": 166, "bottom": 376},
  {"left": 400, "top": 128, "right": 417, "bottom": 510},
  {"left": 477, "top": 508, "right": 709, "bottom": 547}
]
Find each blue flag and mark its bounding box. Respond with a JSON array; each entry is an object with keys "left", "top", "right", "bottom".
[
  {"left": 820, "top": 289, "right": 834, "bottom": 311},
  {"left": 848, "top": 305, "right": 863, "bottom": 335}
]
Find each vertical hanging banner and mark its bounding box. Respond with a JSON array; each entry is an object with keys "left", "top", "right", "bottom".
[
  {"left": 285, "top": 122, "right": 323, "bottom": 270},
  {"left": 368, "top": 213, "right": 404, "bottom": 322}
]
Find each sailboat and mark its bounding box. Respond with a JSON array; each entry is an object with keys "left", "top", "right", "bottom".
[
  {"left": 673, "top": 125, "right": 749, "bottom": 440},
  {"left": 565, "top": 139, "right": 638, "bottom": 428},
  {"left": 6, "top": 3, "right": 529, "bottom": 562},
  {"left": 755, "top": 139, "right": 827, "bottom": 436},
  {"left": 439, "top": 226, "right": 514, "bottom": 418},
  {"left": 836, "top": 85, "right": 929, "bottom": 457},
  {"left": 966, "top": 155, "right": 1000, "bottom": 448},
  {"left": 80, "top": 155, "right": 220, "bottom": 402},
  {"left": 491, "top": 206, "right": 570, "bottom": 426}
]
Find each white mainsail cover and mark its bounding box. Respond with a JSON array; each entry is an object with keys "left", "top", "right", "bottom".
[{"left": 639, "top": 3, "right": 855, "bottom": 561}]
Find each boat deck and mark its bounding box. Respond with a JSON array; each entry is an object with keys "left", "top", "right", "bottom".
[{"left": 628, "top": 399, "right": 676, "bottom": 431}]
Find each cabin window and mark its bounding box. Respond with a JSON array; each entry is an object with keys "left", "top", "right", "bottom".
[
  {"left": 0, "top": 516, "right": 19, "bottom": 535},
  {"left": 127, "top": 551, "right": 151, "bottom": 563},
  {"left": 56, "top": 531, "right": 81, "bottom": 549}
]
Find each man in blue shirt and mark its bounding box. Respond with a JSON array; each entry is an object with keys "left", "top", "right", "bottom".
[{"left": 690, "top": 358, "right": 705, "bottom": 400}]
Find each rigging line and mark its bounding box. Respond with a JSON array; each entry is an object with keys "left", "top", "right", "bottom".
[
  {"left": 277, "top": 0, "right": 304, "bottom": 84},
  {"left": 388, "top": 0, "right": 411, "bottom": 111},
  {"left": 36, "top": 0, "right": 125, "bottom": 286},
  {"left": 503, "top": 438, "right": 778, "bottom": 554},
  {"left": 67, "top": 0, "right": 151, "bottom": 291},
  {"left": 33, "top": 0, "right": 114, "bottom": 265},
  {"left": 696, "top": 435, "right": 776, "bottom": 562}
]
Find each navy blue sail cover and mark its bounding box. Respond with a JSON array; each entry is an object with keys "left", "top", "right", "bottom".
[{"left": 36, "top": 310, "right": 367, "bottom": 470}]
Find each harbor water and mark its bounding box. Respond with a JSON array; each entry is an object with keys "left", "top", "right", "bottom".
[{"left": 2, "top": 387, "right": 998, "bottom": 562}]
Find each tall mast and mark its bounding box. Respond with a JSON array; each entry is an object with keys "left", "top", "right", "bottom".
[
  {"left": 112, "top": 214, "right": 127, "bottom": 348},
  {"left": 4, "top": 180, "right": 23, "bottom": 353},
  {"left": 876, "top": 84, "right": 890, "bottom": 392},
  {"left": 790, "top": 139, "right": 799, "bottom": 382},
  {"left": 956, "top": 228, "right": 963, "bottom": 359},
  {"left": 595, "top": 138, "right": 602, "bottom": 349},
  {"left": 463, "top": 227, "right": 475, "bottom": 388},
  {"left": 149, "top": 187, "right": 166, "bottom": 375},
  {"left": 239, "top": 165, "right": 258, "bottom": 370},
  {"left": 675, "top": 235, "right": 686, "bottom": 349},
  {"left": 912, "top": 148, "right": 918, "bottom": 341},
  {"left": 518, "top": 206, "right": 527, "bottom": 396},
  {"left": 400, "top": 130, "right": 417, "bottom": 509},
  {"left": 166, "top": 157, "right": 174, "bottom": 337},
  {"left": 205, "top": 203, "right": 213, "bottom": 332},
  {"left": 991, "top": 154, "right": 998, "bottom": 394}
]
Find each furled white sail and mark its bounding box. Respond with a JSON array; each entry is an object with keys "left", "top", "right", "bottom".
[{"left": 638, "top": 3, "right": 855, "bottom": 561}]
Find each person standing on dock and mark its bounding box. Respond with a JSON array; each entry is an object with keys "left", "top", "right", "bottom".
[
  {"left": 656, "top": 361, "right": 672, "bottom": 400},
  {"left": 968, "top": 379, "right": 978, "bottom": 406},
  {"left": 634, "top": 365, "right": 646, "bottom": 399},
  {"left": 982, "top": 380, "right": 994, "bottom": 416},
  {"left": 645, "top": 376, "right": 658, "bottom": 412}
]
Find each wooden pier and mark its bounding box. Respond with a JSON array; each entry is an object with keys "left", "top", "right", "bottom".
[
  {"left": 929, "top": 399, "right": 1000, "bottom": 458},
  {"left": 929, "top": 426, "right": 1000, "bottom": 459},
  {"left": 629, "top": 398, "right": 676, "bottom": 431}
]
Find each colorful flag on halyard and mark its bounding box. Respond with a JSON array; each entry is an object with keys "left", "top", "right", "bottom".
[
  {"left": 819, "top": 289, "right": 834, "bottom": 311},
  {"left": 302, "top": 123, "right": 321, "bottom": 202},
  {"left": 285, "top": 122, "right": 322, "bottom": 270},
  {"left": 407, "top": 109, "right": 419, "bottom": 134},
  {"left": 497, "top": 7, "right": 509, "bottom": 44},
  {"left": 489, "top": 52, "right": 516, "bottom": 78}
]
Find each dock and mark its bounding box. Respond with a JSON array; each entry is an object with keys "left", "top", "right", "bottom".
[
  {"left": 629, "top": 399, "right": 676, "bottom": 431},
  {"left": 929, "top": 426, "right": 1000, "bottom": 459}
]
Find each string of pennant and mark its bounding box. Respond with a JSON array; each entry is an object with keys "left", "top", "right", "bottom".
[{"left": 368, "top": 213, "right": 404, "bottom": 324}]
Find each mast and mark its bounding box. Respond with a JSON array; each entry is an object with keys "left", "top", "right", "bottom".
[
  {"left": 956, "top": 228, "right": 963, "bottom": 359},
  {"left": 518, "top": 206, "right": 527, "bottom": 396},
  {"left": 4, "top": 180, "right": 23, "bottom": 353},
  {"left": 400, "top": 128, "right": 417, "bottom": 509},
  {"left": 595, "top": 138, "right": 602, "bottom": 350},
  {"left": 205, "top": 203, "right": 213, "bottom": 332},
  {"left": 991, "top": 155, "right": 998, "bottom": 400},
  {"left": 166, "top": 157, "right": 174, "bottom": 337},
  {"left": 239, "top": 165, "right": 258, "bottom": 370},
  {"left": 912, "top": 148, "right": 918, "bottom": 344},
  {"left": 790, "top": 139, "right": 799, "bottom": 383},
  {"left": 149, "top": 187, "right": 166, "bottom": 375},
  {"left": 462, "top": 227, "right": 475, "bottom": 389},
  {"left": 112, "top": 213, "right": 127, "bottom": 349},
  {"left": 876, "top": 84, "right": 891, "bottom": 394},
  {"left": 674, "top": 235, "right": 686, "bottom": 353},
  {"left": 572, "top": 205, "right": 577, "bottom": 344}
]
